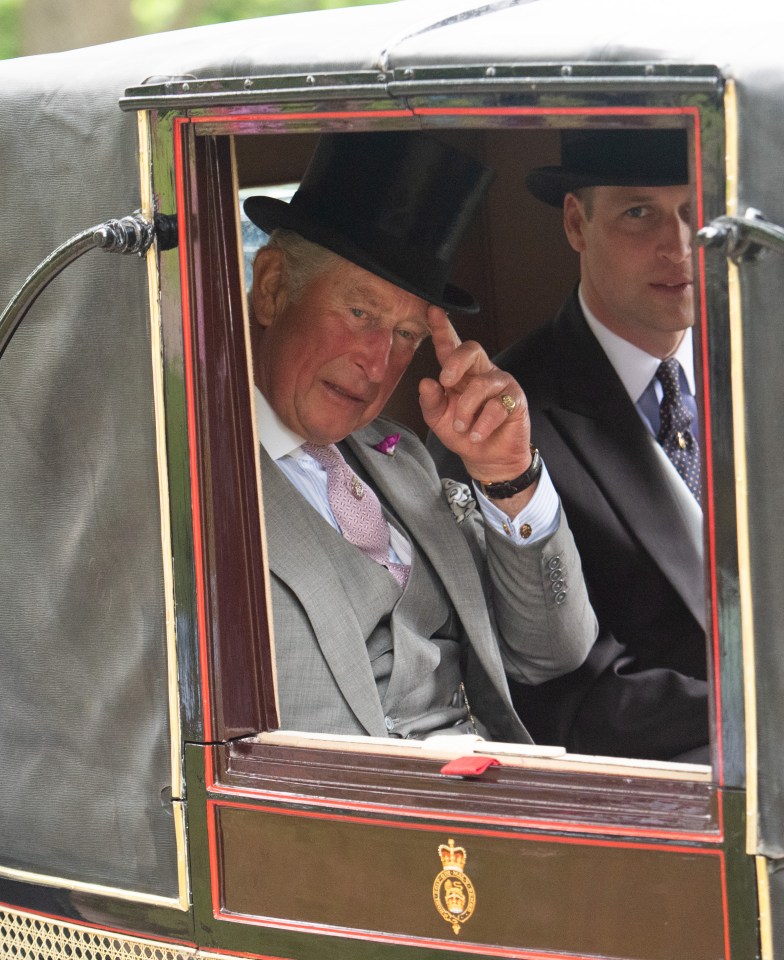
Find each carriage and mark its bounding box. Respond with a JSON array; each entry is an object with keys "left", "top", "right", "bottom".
[{"left": 1, "top": 1, "right": 782, "bottom": 957}]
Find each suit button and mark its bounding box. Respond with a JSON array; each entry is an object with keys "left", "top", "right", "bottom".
[
  {"left": 549, "top": 568, "right": 562, "bottom": 581},
  {"left": 384, "top": 716, "right": 395, "bottom": 731},
  {"left": 547, "top": 556, "right": 560, "bottom": 570},
  {"left": 554, "top": 591, "right": 567, "bottom": 605},
  {"left": 551, "top": 580, "right": 566, "bottom": 593}
]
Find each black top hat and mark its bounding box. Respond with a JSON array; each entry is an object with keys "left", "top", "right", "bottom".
[
  {"left": 243, "top": 131, "right": 494, "bottom": 313},
  {"left": 526, "top": 129, "right": 689, "bottom": 207}
]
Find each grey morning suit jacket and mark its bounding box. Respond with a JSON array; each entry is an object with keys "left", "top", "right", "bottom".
[{"left": 260, "top": 417, "right": 596, "bottom": 742}]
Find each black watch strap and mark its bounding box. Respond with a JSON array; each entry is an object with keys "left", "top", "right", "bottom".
[{"left": 474, "top": 446, "right": 542, "bottom": 500}]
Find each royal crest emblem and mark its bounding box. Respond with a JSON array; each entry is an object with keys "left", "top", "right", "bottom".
[{"left": 432, "top": 838, "right": 476, "bottom": 935}]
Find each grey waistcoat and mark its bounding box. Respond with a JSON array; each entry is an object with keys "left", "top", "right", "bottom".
[{"left": 299, "top": 497, "right": 479, "bottom": 739}]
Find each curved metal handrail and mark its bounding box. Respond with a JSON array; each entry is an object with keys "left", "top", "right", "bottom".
[
  {"left": 0, "top": 212, "right": 177, "bottom": 361},
  {"left": 697, "top": 207, "right": 784, "bottom": 264}
]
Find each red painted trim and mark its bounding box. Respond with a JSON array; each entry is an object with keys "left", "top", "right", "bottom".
[
  {"left": 174, "top": 116, "right": 214, "bottom": 741},
  {"left": 191, "top": 951, "right": 295, "bottom": 960},
  {"left": 0, "top": 899, "right": 196, "bottom": 949},
  {"left": 205, "top": 741, "right": 216, "bottom": 790},
  {"left": 206, "top": 774, "right": 224, "bottom": 925},
  {"left": 188, "top": 948, "right": 296, "bottom": 960},
  {"left": 209, "top": 778, "right": 722, "bottom": 844},
  {"left": 188, "top": 109, "right": 414, "bottom": 124},
  {"left": 413, "top": 102, "right": 730, "bottom": 781},
  {"left": 207, "top": 796, "right": 723, "bottom": 855},
  {"left": 719, "top": 845, "right": 732, "bottom": 960},
  {"left": 207, "top": 797, "right": 728, "bottom": 958},
  {"left": 186, "top": 100, "right": 724, "bottom": 792},
  {"left": 414, "top": 105, "right": 701, "bottom": 117},
  {"left": 214, "top": 909, "right": 647, "bottom": 960},
  {"left": 692, "top": 114, "right": 725, "bottom": 784}
]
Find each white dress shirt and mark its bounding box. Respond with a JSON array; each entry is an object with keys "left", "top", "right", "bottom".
[
  {"left": 579, "top": 287, "right": 699, "bottom": 440},
  {"left": 579, "top": 287, "right": 703, "bottom": 528},
  {"left": 254, "top": 386, "right": 560, "bottom": 550}
]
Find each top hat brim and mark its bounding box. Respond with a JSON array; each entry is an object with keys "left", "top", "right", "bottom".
[
  {"left": 526, "top": 165, "right": 689, "bottom": 208},
  {"left": 244, "top": 195, "right": 478, "bottom": 313}
]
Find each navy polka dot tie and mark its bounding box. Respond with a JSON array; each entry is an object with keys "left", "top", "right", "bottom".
[{"left": 655, "top": 358, "right": 701, "bottom": 501}]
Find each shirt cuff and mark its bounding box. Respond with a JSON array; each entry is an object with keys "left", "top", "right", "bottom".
[{"left": 474, "top": 460, "right": 560, "bottom": 545}]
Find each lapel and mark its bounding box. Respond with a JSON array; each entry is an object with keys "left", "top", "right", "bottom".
[
  {"left": 546, "top": 296, "right": 705, "bottom": 626},
  {"left": 259, "top": 447, "right": 388, "bottom": 736},
  {"left": 345, "top": 424, "right": 512, "bottom": 693}
]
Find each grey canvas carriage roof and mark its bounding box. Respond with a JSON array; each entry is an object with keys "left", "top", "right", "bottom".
[
  {"left": 1, "top": 0, "right": 780, "bottom": 208},
  {"left": 0, "top": 0, "right": 780, "bottom": 94}
]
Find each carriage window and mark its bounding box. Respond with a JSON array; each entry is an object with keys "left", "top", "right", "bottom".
[{"left": 230, "top": 124, "right": 714, "bottom": 775}]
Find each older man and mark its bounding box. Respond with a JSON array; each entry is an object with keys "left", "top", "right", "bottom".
[
  {"left": 432, "top": 128, "right": 708, "bottom": 761},
  {"left": 244, "top": 131, "right": 595, "bottom": 742}
]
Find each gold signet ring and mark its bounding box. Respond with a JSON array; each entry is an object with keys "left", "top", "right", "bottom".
[{"left": 499, "top": 394, "right": 517, "bottom": 415}]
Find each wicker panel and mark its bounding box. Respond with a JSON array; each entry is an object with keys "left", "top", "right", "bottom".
[{"left": 0, "top": 908, "right": 197, "bottom": 960}]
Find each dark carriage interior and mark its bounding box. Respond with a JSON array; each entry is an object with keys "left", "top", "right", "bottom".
[{"left": 234, "top": 128, "right": 578, "bottom": 437}]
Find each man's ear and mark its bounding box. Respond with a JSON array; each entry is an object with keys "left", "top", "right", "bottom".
[
  {"left": 250, "top": 246, "right": 287, "bottom": 329},
  {"left": 563, "top": 192, "right": 587, "bottom": 253}
]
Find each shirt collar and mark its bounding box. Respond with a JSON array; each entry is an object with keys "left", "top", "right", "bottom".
[
  {"left": 254, "top": 385, "right": 307, "bottom": 461},
  {"left": 578, "top": 286, "right": 696, "bottom": 402}
]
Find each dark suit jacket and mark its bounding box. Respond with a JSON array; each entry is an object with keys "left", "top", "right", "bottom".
[{"left": 428, "top": 292, "right": 709, "bottom": 760}]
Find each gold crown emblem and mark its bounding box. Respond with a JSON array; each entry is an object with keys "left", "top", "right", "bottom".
[{"left": 438, "top": 839, "right": 467, "bottom": 872}]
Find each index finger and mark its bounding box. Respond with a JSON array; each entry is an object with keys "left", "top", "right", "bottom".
[{"left": 427, "top": 304, "right": 462, "bottom": 367}]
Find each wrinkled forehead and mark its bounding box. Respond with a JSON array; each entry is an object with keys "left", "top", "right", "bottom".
[{"left": 331, "top": 261, "right": 433, "bottom": 331}]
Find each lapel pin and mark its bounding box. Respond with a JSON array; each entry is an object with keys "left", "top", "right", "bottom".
[{"left": 372, "top": 433, "right": 401, "bottom": 457}]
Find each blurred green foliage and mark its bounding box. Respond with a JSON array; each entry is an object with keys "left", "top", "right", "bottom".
[
  {"left": 133, "top": 0, "right": 396, "bottom": 33},
  {"left": 0, "top": 0, "right": 22, "bottom": 59},
  {"left": 1, "top": 0, "right": 397, "bottom": 59}
]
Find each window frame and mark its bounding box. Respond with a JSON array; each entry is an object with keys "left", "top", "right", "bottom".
[{"left": 147, "top": 68, "right": 737, "bottom": 814}]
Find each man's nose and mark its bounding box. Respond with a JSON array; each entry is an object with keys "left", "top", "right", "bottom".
[
  {"left": 355, "top": 327, "right": 394, "bottom": 381},
  {"left": 659, "top": 214, "right": 692, "bottom": 263}
]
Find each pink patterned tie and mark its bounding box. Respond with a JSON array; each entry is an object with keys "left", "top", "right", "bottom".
[{"left": 301, "top": 443, "right": 410, "bottom": 589}]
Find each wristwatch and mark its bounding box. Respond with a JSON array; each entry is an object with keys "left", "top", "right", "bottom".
[{"left": 474, "top": 446, "right": 542, "bottom": 500}]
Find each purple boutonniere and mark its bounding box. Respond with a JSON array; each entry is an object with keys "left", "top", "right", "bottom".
[{"left": 372, "top": 432, "right": 401, "bottom": 457}]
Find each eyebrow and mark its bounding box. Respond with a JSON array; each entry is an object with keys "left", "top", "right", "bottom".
[
  {"left": 348, "top": 282, "right": 386, "bottom": 312},
  {"left": 614, "top": 192, "right": 657, "bottom": 205},
  {"left": 349, "top": 282, "right": 431, "bottom": 332}
]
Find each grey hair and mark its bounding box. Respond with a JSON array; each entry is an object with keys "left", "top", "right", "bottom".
[{"left": 261, "top": 228, "right": 343, "bottom": 303}]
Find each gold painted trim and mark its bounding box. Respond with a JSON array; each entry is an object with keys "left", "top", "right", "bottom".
[
  {"left": 0, "top": 863, "right": 184, "bottom": 908},
  {"left": 756, "top": 856, "right": 773, "bottom": 960},
  {"left": 0, "top": 903, "right": 246, "bottom": 959},
  {"left": 723, "top": 85, "right": 773, "bottom": 959},
  {"left": 233, "top": 135, "right": 280, "bottom": 717},
  {"left": 722, "top": 82, "right": 758, "bottom": 855},
  {"left": 138, "top": 108, "right": 190, "bottom": 911}
]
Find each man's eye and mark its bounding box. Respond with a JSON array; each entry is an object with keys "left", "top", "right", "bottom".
[
  {"left": 625, "top": 206, "right": 648, "bottom": 219},
  {"left": 350, "top": 307, "right": 366, "bottom": 319},
  {"left": 396, "top": 327, "right": 422, "bottom": 345}
]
